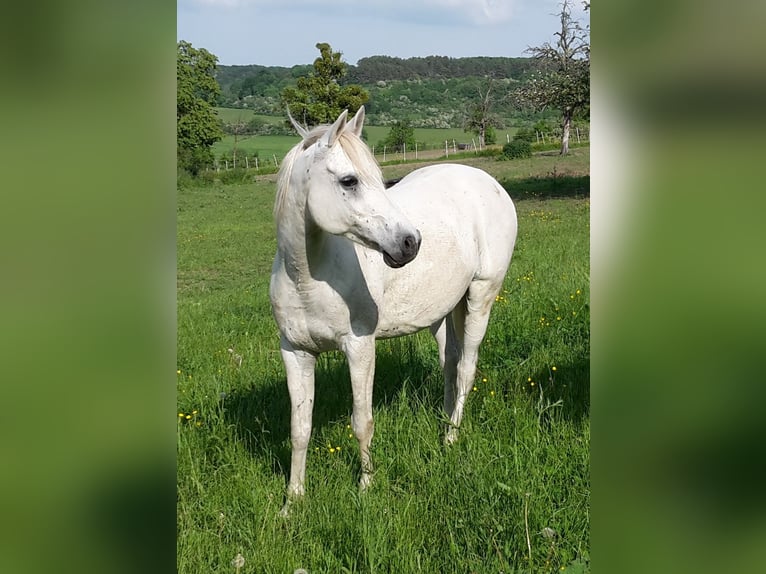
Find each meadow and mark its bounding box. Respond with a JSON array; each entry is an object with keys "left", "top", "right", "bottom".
[
  {"left": 211, "top": 108, "right": 522, "bottom": 162},
  {"left": 177, "top": 148, "right": 590, "bottom": 573}
]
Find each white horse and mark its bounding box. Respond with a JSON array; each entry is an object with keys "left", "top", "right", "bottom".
[{"left": 270, "top": 107, "right": 517, "bottom": 507}]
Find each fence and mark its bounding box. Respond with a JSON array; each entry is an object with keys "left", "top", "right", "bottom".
[{"left": 207, "top": 128, "right": 590, "bottom": 172}]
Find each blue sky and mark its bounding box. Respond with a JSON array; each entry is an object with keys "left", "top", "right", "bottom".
[{"left": 177, "top": 0, "right": 589, "bottom": 67}]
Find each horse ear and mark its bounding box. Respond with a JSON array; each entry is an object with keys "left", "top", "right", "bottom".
[
  {"left": 320, "top": 109, "right": 348, "bottom": 148},
  {"left": 346, "top": 106, "right": 365, "bottom": 137},
  {"left": 286, "top": 107, "right": 309, "bottom": 139}
]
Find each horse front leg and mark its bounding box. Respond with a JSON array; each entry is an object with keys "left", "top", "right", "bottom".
[
  {"left": 279, "top": 336, "right": 317, "bottom": 513},
  {"left": 342, "top": 335, "right": 376, "bottom": 491}
]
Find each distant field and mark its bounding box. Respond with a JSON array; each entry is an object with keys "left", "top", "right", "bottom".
[
  {"left": 211, "top": 108, "right": 522, "bottom": 164},
  {"left": 215, "top": 107, "right": 282, "bottom": 125}
]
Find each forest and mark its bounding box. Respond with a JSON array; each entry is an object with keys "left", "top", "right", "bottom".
[{"left": 215, "top": 55, "right": 546, "bottom": 128}]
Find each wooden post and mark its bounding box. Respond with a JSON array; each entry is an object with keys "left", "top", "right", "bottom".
[
  {"left": 383, "top": 146, "right": 386, "bottom": 162},
  {"left": 453, "top": 139, "right": 457, "bottom": 153},
  {"left": 507, "top": 133, "right": 510, "bottom": 143},
  {"left": 576, "top": 127, "right": 581, "bottom": 144},
  {"left": 245, "top": 156, "right": 249, "bottom": 169},
  {"left": 415, "top": 142, "right": 418, "bottom": 160},
  {"left": 255, "top": 157, "right": 258, "bottom": 170},
  {"left": 403, "top": 143, "right": 406, "bottom": 161},
  {"left": 445, "top": 140, "right": 448, "bottom": 157},
  {"left": 225, "top": 160, "right": 229, "bottom": 170}
]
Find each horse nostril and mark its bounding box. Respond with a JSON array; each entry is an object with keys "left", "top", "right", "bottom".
[{"left": 403, "top": 233, "right": 420, "bottom": 257}]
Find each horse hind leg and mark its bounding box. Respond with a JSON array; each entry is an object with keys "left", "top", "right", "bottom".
[
  {"left": 445, "top": 279, "right": 497, "bottom": 445},
  {"left": 430, "top": 313, "right": 460, "bottom": 418}
]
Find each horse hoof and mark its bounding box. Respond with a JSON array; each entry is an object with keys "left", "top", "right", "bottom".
[
  {"left": 359, "top": 473, "right": 374, "bottom": 492},
  {"left": 444, "top": 428, "right": 459, "bottom": 445}
]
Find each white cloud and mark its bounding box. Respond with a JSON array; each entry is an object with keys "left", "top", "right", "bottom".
[
  {"left": 423, "top": 0, "right": 518, "bottom": 25},
  {"left": 183, "top": 0, "right": 521, "bottom": 26}
]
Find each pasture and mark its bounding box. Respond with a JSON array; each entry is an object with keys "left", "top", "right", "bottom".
[
  {"left": 177, "top": 149, "right": 590, "bottom": 572},
  {"left": 211, "top": 108, "right": 519, "bottom": 162}
]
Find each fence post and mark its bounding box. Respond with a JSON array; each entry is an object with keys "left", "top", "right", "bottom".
[
  {"left": 403, "top": 143, "right": 406, "bottom": 161},
  {"left": 383, "top": 146, "right": 386, "bottom": 162},
  {"left": 245, "top": 156, "right": 249, "bottom": 169},
  {"left": 445, "top": 140, "right": 448, "bottom": 157},
  {"left": 415, "top": 142, "right": 418, "bottom": 160}
]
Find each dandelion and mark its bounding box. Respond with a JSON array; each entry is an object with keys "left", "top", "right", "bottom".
[
  {"left": 231, "top": 553, "right": 245, "bottom": 571},
  {"left": 177, "top": 369, "right": 181, "bottom": 375},
  {"left": 178, "top": 412, "right": 184, "bottom": 418},
  {"left": 482, "top": 377, "right": 487, "bottom": 383},
  {"left": 530, "top": 381, "right": 535, "bottom": 387},
  {"left": 528, "top": 377, "right": 532, "bottom": 382},
  {"left": 329, "top": 447, "right": 336, "bottom": 454},
  {"left": 552, "top": 366, "right": 557, "bottom": 372},
  {"left": 192, "top": 410, "right": 198, "bottom": 415},
  {"left": 348, "top": 433, "right": 353, "bottom": 438},
  {"left": 490, "top": 390, "right": 495, "bottom": 396},
  {"left": 195, "top": 421, "right": 202, "bottom": 427},
  {"left": 185, "top": 414, "right": 192, "bottom": 420},
  {"left": 336, "top": 446, "right": 341, "bottom": 452},
  {"left": 473, "top": 386, "right": 478, "bottom": 392}
]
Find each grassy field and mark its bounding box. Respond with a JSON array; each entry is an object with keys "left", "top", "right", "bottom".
[
  {"left": 177, "top": 148, "right": 590, "bottom": 573},
  {"left": 211, "top": 108, "right": 521, "bottom": 162}
]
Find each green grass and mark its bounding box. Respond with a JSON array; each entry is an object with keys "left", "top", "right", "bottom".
[
  {"left": 215, "top": 107, "right": 284, "bottom": 125},
  {"left": 210, "top": 116, "right": 520, "bottom": 162},
  {"left": 177, "top": 150, "right": 590, "bottom": 573}
]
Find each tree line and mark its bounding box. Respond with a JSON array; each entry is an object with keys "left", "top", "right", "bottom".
[
  {"left": 216, "top": 56, "right": 537, "bottom": 107},
  {"left": 178, "top": 1, "right": 589, "bottom": 175}
]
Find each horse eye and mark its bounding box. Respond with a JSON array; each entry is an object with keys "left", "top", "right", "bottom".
[{"left": 339, "top": 175, "right": 358, "bottom": 188}]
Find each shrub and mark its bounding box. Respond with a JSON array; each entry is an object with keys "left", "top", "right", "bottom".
[
  {"left": 502, "top": 139, "right": 532, "bottom": 159},
  {"left": 513, "top": 127, "right": 535, "bottom": 143}
]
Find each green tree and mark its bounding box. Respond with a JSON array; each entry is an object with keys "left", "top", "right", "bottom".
[
  {"left": 177, "top": 40, "right": 223, "bottom": 174},
  {"left": 281, "top": 42, "right": 369, "bottom": 126},
  {"left": 383, "top": 120, "right": 416, "bottom": 153},
  {"left": 513, "top": 0, "right": 589, "bottom": 155}
]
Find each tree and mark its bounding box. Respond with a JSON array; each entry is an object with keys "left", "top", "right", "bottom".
[
  {"left": 514, "top": 0, "right": 589, "bottom": 155},
  {"left": 382, "top": 120, "right": 416, "bottom": 153},
  {"left": 281, "top": 43, "right": 369, "bottom": 126},
  {"left": 177, "top": 41, "right": 224, "bottom": 174},
  {"left": 464, "top": 77, "right": 503, "bottom": 148}
]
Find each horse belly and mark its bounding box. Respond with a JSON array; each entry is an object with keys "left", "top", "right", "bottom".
[{"left": 376, "top": 233, "right": 475, "bottom": 337}]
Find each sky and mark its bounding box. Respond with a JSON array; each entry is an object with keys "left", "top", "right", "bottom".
[{"left": 177, "top": 0, "right": 589, "bottom": 67}]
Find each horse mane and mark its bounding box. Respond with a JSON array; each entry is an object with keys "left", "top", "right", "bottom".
[{"left": 274, "top": 124, "right": 383, "bottom": 221}]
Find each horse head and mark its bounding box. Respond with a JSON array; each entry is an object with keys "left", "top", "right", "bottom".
[{"left": 286, "top": 107, "right": 421, "bottom": 268}]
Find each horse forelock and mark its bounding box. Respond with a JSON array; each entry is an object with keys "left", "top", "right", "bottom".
[{"left": 274, "top": 124, "right": 382, "bottom": 222}]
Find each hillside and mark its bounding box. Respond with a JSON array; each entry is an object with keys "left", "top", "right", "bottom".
[{"left": 215, "top": 55, "right": 554, "bottom": 129}]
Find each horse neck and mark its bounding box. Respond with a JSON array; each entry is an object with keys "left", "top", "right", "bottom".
[{"left": 276, "top": 189, "right": 328, "bottom": 281}]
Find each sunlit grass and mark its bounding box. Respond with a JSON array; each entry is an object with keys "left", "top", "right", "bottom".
[{"left": 177, "top": 154, "right": 589, "bottom": 573}]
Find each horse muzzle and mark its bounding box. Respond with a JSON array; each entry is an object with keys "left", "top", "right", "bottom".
[{"left": 383, "top": 230, "right": 421, "bottom": 268}]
